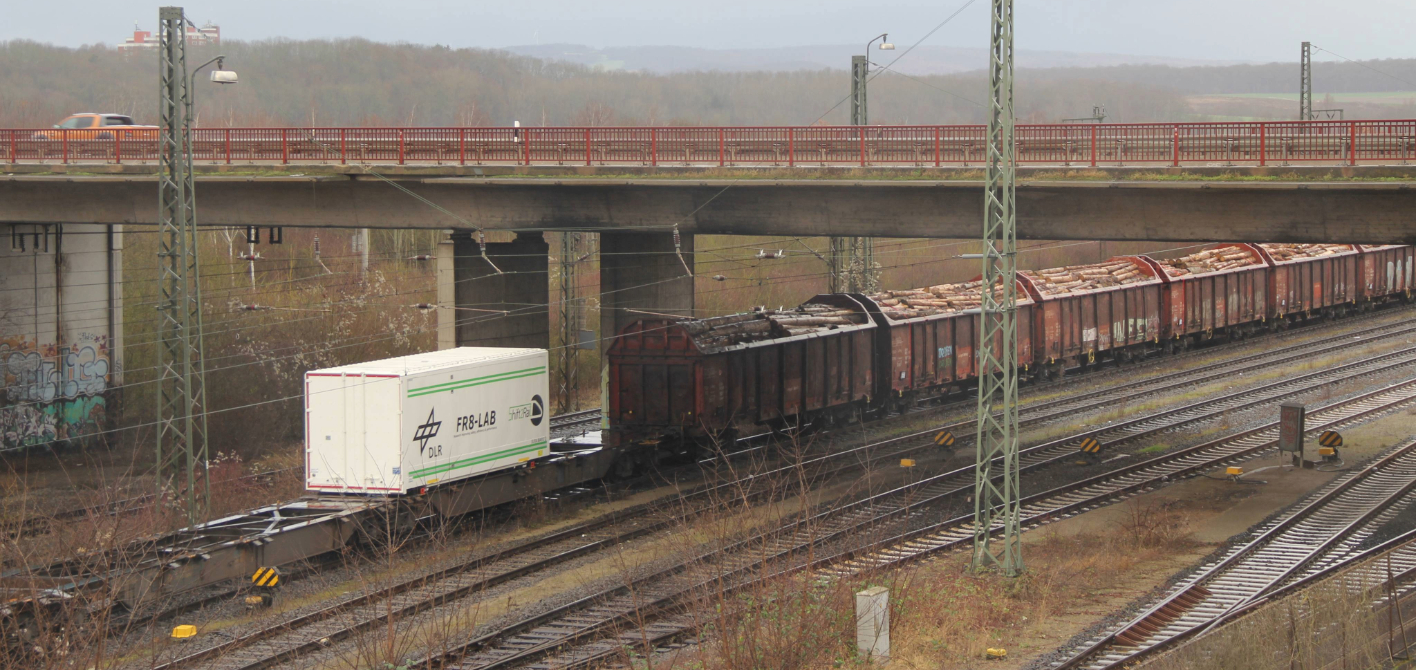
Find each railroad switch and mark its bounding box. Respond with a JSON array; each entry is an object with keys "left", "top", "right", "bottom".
[{"left": 171, "top": 624, "right": 197, "bottom": 640}]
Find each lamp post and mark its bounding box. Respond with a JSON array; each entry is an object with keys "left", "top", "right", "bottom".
[
  {"left": 155, "top": 5, "right": 237, "bottom": 522},
  {"left": 832, "top": 34, "right": 895, "bottom": 294},
  {"left": 188, "top": 55, "right": 238, "bottom": 120},
  {"left": 852, "top": 33, "right": 896, "bottom": 126}
]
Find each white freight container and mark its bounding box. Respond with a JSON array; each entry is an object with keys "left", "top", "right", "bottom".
[{"left": 305, "top": 348, "right": 550, "bottom": 494}]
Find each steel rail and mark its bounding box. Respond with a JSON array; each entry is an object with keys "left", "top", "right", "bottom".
[
  {"left": 22, "top": 308, "right": 1414, "bottom": 656},
  {"left": 414, "top": 359, "right": 1416, "bottom": 669},
  {"left": 535, "top": 377, "right": 1416, "bottom": 670},
  {"left": 139, "top": 320, "right": 1416, "bottom": 670},
  {"left": 1055, "top": 437, "right": 1416, "bottom": 670},
  {"left": 1142, "top": 526, "right": 1416, "bottom": 666},
  {"left": 8, "top": 305, "right": 1404, "bottom": 645}
]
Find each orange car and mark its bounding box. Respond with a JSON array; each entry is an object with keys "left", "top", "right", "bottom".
[{"left": 36, "top": 113, "right": 159, "bottom": 140}]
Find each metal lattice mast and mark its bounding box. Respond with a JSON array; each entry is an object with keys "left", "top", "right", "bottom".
[
  {"left": 156, "top": 6, "right": 209, "bottom": 521},
  {"left": 972, "top": 0, "right": 1022, "bottom": 577},
  {"left": 1300, "top": 42, "right": 1313, "bottom": 121},
  {"left": 828, "top": 238, "right": 848, "bottom": 294},
  {"left": 840, "top": 55, "right": 876, "bottom": 294},
  {"left": 556, "top": 232, "right": 582, "bottom": 414}
]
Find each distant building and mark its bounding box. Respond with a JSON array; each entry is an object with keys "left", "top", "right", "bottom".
[{"left": 116, "top": 21, "right": 220, "bottom": 52}]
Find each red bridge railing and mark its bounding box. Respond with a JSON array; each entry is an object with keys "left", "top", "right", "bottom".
[{"left": 5, "top": 120, "right": 1416, "bottom": 167}]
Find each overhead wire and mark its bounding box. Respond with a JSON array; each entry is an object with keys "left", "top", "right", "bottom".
[
  {"left": 809, "top": 0, "right": 981, "bottom": 125},
  {"left": 1310, "top": 45, "right": 1416, "bottom": 91},
  {"left": 5, "top": 236, "right": 1152, "bottom": 419}
]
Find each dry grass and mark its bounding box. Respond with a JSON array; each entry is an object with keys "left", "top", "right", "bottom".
[
  {"left": 617, "top": 498, "right": 1196, "bottom": 670},
  {"left": 1146, "top": 579, "right": 1394, "bottom": 670}
]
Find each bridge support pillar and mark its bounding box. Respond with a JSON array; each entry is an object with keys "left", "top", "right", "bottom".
[
  {"left": 598, "top": 231, "right": 695, "bottom": 426},
  {"left": 436, "top": 230, "right": 455, "bottom": 350},
  {"left": 451, "top": 231, "right": 549, "bottom": 349},
  {"left": 598, "top": 232, "right": 695, "bottom": 354}
]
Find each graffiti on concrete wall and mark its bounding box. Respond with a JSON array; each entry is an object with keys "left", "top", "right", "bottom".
[{"left": 1, "top": 334, "right": 111, "bottom": 449}]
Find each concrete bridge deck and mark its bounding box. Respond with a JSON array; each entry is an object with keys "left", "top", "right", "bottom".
[{"left": 4, "top": 166, "right": 1416, "bottom": 243}]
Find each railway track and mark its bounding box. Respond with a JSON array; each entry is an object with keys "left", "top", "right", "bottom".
[
  {"left": 143, "top": 325, "right": 1416, "bottom": 670},
  {"left": 393, "top": 359, "right": 1416, "bottom": 668},
  {"left": 5, "top": 408, "right": 604, "bottom": 544},
  {"left": 548, "top": 408, "right": 601, "bottom": 436},
  {"left": 512, "top": 376, "right": 1416, "bottom": 668},
  {"left": 1139, "top": 525, "right": 1416, "bottom": 667},
  {"left": 0, "top": 466, "right": 300, "bottom": 541},
  {"left": 16, "top": 304, "right": 1408, "bottom": 551},
  {"left": 1054, "top": 437, "right": 1416, "bottom": 669}
]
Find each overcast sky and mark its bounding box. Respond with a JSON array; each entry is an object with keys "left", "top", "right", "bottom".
[{"left": 7, "top": 0, "right": 1413, "bottom": 64}]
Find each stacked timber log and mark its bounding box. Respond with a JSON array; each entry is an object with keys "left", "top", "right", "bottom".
[
  {"left": 869, "top": 280, "right": 985, "bottom": 320},
  {"left": 1260, "top": 243, "right": 1354, "bottom": 261},
  {"left": 1158, "top": 246, "right": 1260, "bottom": 277},
  {"left": 682, "top": 302, "right": 867, "bottom": 350},
  {"left": 1022, "top": 258, "right": 1151, "bottom": 296}
]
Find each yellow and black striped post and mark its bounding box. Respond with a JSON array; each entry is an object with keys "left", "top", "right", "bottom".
[
  {"left": 1078, "top": 437, "right": 1102, "bottom": 454},
  {"left": 1318, "top": 431, "right": 1343, "bottom": 448},
  {"left": 934, "top": 431, "right": 956, "bottom": 448},
  {"left": 247, "top": 567, "right": 280, "bottom": 608},
  {"left": 251, "top": 567, "right": 280, "bottom": 588}
]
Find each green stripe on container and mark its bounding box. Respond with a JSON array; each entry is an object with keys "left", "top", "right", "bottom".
[
  {"left": 408, "top": 439, "right": 549, "bottom": 479},
  {"left": 407, "top": 367, "right": 546, "bottom": 397}
]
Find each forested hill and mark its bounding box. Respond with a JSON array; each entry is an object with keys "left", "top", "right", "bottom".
[
  {"left": 1025, "top": 57, "right": 1416, "bottom": 94},
  {"left": 0, "top": 37, "right": 1407, "bottom": 129}
]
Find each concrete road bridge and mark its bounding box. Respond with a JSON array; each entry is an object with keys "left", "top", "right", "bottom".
[{"left": 6, "top": 119, "right": 1416, "bottom": 447}]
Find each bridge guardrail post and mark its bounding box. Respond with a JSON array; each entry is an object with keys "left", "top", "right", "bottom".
[
  {"left": 7, "top": 130, "right": 14, "bottom": 164},
  {"left": 1171, "top": 125, "right": 1179, "bottom": 167},
  {"left": 1090, "top": 126, "right": 1097, "bottom": 167},
  {"left": 459, "top": 128, "right": 466, "bottom": 166},
  {"left": 651, "top": 128, "right": 658, "bottom": 167},
  {"left": 397, "top": 129, "right": 405, "bottom": 165},
  {"left": 339, "top": 128, "right": 346, "bottom": 165},
  {"left": 788, "top": 128, "right": 794, "bottom": 167},
  {"left": 935, "top": 127, "right": 942, "bottom": 167},
  {"left": 585, "top": 128, "right": 591, "bottom": 166},
  {"left": 62, "top": 129, "right": 68, "bottom": 165},
  {"left": 860, "top": 130, "right": 867, "bottom": 168},
  {"left": 1259, "top": 124, "right": 1267, "bottom": 167},
  {"left": 524, "top": 128, "right": 531, "bottom": 166},
  {"left": 1350, "top": 121, "right": 1358, "bottom": 166},
  {"left": 718, "top": 128, "right": 724, "bottom": 167},
  {"left": 114, "top": 131, "right": 122, "bottom": 165},
  {"left": 281, "top": 128, "right": 288, "bottom": 164}
]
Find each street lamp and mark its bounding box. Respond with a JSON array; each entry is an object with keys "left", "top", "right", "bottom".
[
  {"left": 833, "top": 33, "right": 895, "bottom": 295},
  {"left": 853, "top": 33, "right": 895, "bottom": 126},
  {"left": 188, "top": 55, "right": 237, "bottom": 126}
]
